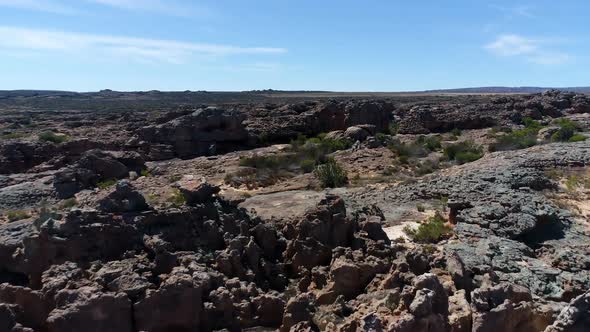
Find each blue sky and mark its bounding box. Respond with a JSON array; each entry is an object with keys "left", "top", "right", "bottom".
[{"left": 0, "top": 0, "right": 588, "bottom": 91}]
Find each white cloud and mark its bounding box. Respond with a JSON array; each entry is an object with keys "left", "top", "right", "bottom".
[
  {"left": 485, "top": 34, "right": 538, "bottom": 56},
  {"left": 87, "top": 0, "right": 210, "bottom": 17},
  {"left": 490, "top": 4, "right": 535, "bottom": 19},
  {"left": 485, "top": 34, "right": 570, "bottom": 65},
  {"left": 0, "top": 26, "right": 287, "bottom": 64},
  {"left": 0, "top": 0, "right": 79, "bottom": 14}
]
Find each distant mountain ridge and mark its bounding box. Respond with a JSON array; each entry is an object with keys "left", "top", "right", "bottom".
[
  {"left": 1, "top": 87, "right": 589, "bottom": 97},
  {"left": 420, "top": 86, "right": 590, "bottom": 94}
]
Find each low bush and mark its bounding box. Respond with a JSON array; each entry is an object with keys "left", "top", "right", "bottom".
[
  {"left": 415, "top": 159, "right": 439, "bottom": 176},
  {"left": 59, "top": 198, "right": 77, "bottom": 210},
  {"left": 388, "top": 140, "right": 428, "bottom": 158},
  {"left": 38, "top": 131, "right": 69, "bottom": 144},
  {"left": 417, "top": 135, "right": 442, "bottom": 152},
  {"left": 5, "top": 210, "right": 31, "bottom": 222},
  {"left": 388, "top": 123, "right": 399, "bottom": 135},
  {"left": 568, "top": 134, "right": 587, "bottom": 142},
  {"left": 375, "top": 132, "right": 389, "bottom": 144},
  {"left": 97, "top": 179, "right": 117, "bottom": 189},
  {"left": 230, "top": 134, "right": 352, "bottom": 189},
  {"left": 565, "top": 175, "right": 590, "bottom": 191},
  {"left": 404, "top": 212, "right": 452, "bottom": 243},
  {"left": 314, "top": 158, "right": 348, "bottom": 188},
  {"left": 167, "top": 189, "right": 187, "bottom": 207},
  {"left": 299, "top": 159, "right": 316, "bottom": 173},
  {"left": 489, "top": 117, "right": 542, "bottom": 152},
  {"left": 0, "top": 132, "right": 26, "bottom": 140},
  {"left": 451, "top": 128, "right": 462, "bottom": 137},
  {"left": 552, "top": 119, "right": 580, "bottom": 142},
  {"left": 443, "top": 141, "right": 483, "bottom": 164}
]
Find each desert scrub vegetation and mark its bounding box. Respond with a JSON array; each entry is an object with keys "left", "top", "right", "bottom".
[
  {"left": 488, "top": 117, "right": 542, "bottom": 152},
  {"left": 388, "top": 139, "right": 428, "bottom": 159},
  {"left": 388, "top": 135, "right": 442, "bottom": 161},
  {"left": 314, "top": 157, "right": 348, "bottom": 188},
  {"left": 0, "top": 132, "right": 26, "bottom": 140},
  {"left": 4, "top": 210, "right": 31, "bottom": 222},
  {"left": 38, "top": 131, "right": 69, "bottom": 144},
  {"left": 227, "top": 134, "right": 352, "bottom": 189},
  {"left": 167, "top": 189, "right": 187, "bottom": 207},
  {"left": 97, "top": 179, "right": 117, "bottom": 189},
  {"left": 140, "top": 169, "right": 152, "bottom": 177},
  {"left": 443, "top": 140, "right": 484, "bottom": 164},
  {"left": 551, "top": 118, "right": 587, "bottom": 142},
  {"left": 404, "top": 211, "right": 452, "bottom": 243},
  {"left": 565, "top": 174, "right": 590, "bottom": 191},
  {"left": 59, "top": 198, "right": 78, "bottom": 210}
]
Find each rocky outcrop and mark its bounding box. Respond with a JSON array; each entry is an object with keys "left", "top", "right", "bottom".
[
  {"left": 53, "top": 149, "right": 145, "bottom": 199},
  {"left": 137, "top": 107, "right": 248, "bottom": 160},
  {"left": 176, "top": 178, "right": 220, "bottom": 205},
  {"left": 545, "top": 291, "right": 590, "bottom": 332},
  {"left": 0, "top": 139, "right": 116, "bottom": 175},
  {"left": 244, "top": 100, "right": 394, "bottom": 143},
  {"left": 396, "top": 90, "right": 590, "bottom": 134},
  {"left": 0, "top": 183, "right": 396, "bottom": 331}
]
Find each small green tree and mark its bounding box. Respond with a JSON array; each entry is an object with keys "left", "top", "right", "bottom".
[
  {"left": 38, "top": 131, "right": 69, "bottom": 144},
  {"left": 314, "top": 158, "right": 348, "bottom": 188},
  {"left": 404, "top": 212, "right": 452, "bottom": 243}
]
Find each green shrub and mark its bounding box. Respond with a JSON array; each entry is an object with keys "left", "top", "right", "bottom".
[
  {"left": 375, "top": 132, "right": 388, "bottom": 143},
  {"left": 455, "top": 151, "right": 483, "bottom": 164},
  {"left": 443, "top": 141, "right": 483, "bottom": 164},
  {"left": 523, "top": 117, "right": 543, "bottom": 130},
  {"left": 416, "top": 204, "right": 425, "bottom": 212},
  {"left": 167, "top": 189, "right": 187, "bottom": 207},
  {"left": 140, "top": 169, "right": 152, "bottom": 177},
  {"left": 388, "top": 123, "right": 399, "bottom": 135},
  {"left": 389, "top": 140, "right": 428, "bottom": 158},
  {"left": 569, "top": 134, "right": 587, "bottom": 142},
  {"left": 299, "top": 159, "right": 316, "bottom": 173},
  {"left": 169, "top": 175, "right": 182, "bottom": 183},
  {"left": 489, "top": 130, "right": 537, "bottom": 151},
  {"left": 552, "top": 119, "right": 580, "bottom": 142},
  {"left": 314, "top": 158, "right": 348, "bottom": 188},
  {"left": 451, "top": 128, "right": 462, "bottom": 137},
  {"left": 59, "top": 198, "right": 77, "bottom": 210},
  {"left": 415, "top": 159, "right": 439, "bottom": 176},
  {"left": 398, "top": 155, "right": 409, "bottom": 164},
  {"left": 0, "top": 132, "right": 26, "bottom": 140},
  {"left": 38, "top": 131, "right": 69, "bottom": 144},
  {"left": 488, "top": 118, "right": 543, "bottom": 151},
  {"left": 5, "top": 210, "right": 31, "bottom": 222},
  {"left": 403, "top": 212, "right": 452, "bottom": 243},
  {"left": 417, "top": 135, "right": 442, "bottom": 152},
  {"left": 290, "top": 134, "right": 308, "bottom": 148},
  {"left": 97, "top": 179, "right": 117, "bottom": 189}
]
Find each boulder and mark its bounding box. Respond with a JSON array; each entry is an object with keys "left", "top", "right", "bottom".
[
  {"left": 134, "top": 273, "right": 204, "bottom": 332},
  {"left": 96, "top": 180, "right": 149, "bottom": 213},
  {"left": 177, "top": 179, "right": 220, "bottom": 205},
  {"left": 545, "top": 291, "right": 590, "bottom": 332},
  {"left": 46, "top": 287, "right": 132, "bottom": 332}
]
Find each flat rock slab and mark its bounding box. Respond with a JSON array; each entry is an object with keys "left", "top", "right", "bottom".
[{"left": 239, "top": 190, "right": 326, "bottom": 222}]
